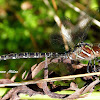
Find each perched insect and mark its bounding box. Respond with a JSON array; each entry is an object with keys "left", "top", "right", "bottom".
[
  {"left": 0, "top": 43, "right": 100, "bottom": 72},
  {"left": 0, "top": 8, "right": 99, "bottom": 73}
]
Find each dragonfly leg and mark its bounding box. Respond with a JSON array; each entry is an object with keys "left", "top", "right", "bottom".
[
  {"left": 90, "top": 60, "right": 94, "bottom": 72},
  {"left": 93, "top": 59, "right": 97, "bottom": 72},
  {"left": 92, "top": 60, "right": 98, "bottom": 78},
  {"left": 87, "top": 60, "right": 93, "bottom": 73},
  {"left": 87, "top": 60, "right": 90, "bottom": 73},
  {"left": 87, "top": 60, "right": 98, "bottom": 79}
]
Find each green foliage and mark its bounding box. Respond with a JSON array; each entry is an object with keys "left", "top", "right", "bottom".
[{"left": 65, "top": 8, "right": 79, "bottom": 23}]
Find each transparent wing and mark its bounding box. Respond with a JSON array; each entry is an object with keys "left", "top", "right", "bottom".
[
  {"left": 50, "top": 7, "right": 100, "bottom": 52},
  {"left": 50, "top": 17, "right": 72, "bottom": 52},
  {"left": 50, "top": 33, "right": 66, "bottom": 52},
  {"left": 71, "top": 7, "right": 100, "bottom": 44}
]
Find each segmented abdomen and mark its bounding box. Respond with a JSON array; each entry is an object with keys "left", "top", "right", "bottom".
[
  {"left": 0, "top": 52, "right": 66, "bottom": 61},
  {"left": 72, "top": 44, "right": 96, "bottom": 60},
  {"left": 0, "top": 43, "right": 100, "bottom": 61}
]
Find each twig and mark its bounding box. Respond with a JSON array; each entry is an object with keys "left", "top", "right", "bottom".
[
  {"left": 64, "top": 78, "right": 100, "bottom": 99},
  {"left": 1, "top": 85, "right": 43, "bottom": 100},
  {"left": 51, "top": 0, "right": 57, "bottom": 12},
  {"left": 0, "top": 72, "right": 100, "bottom": 87},
  {"left": 42, "top": 56, "right": 69, "bottom": 98}
]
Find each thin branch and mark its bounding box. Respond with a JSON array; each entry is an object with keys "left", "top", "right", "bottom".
[
  {"left": 0, "top": 72, "right": 100, "bottom": 87},
  {"left": 51, "top": 0, "right": 57, "bottom": 12},
  {"left": 65, "top": 78, "right": 100, "bottom": 99}
]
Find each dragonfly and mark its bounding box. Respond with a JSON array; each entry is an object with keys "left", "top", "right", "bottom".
[
  {"left": 0, "top": 8, "right": 99, "bottom": 73},
  {"left": 0, "top": 43, "right": 99, "bottom": 61},
  {"left": 0, "top": 43, "right": 100, "bottom": 71}
]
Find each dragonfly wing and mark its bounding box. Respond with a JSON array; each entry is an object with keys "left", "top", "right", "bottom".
[
  {"left": 50, "top": 7, "right": 100, "bottom": 52},
  {"left": 71, "top": 15, "right": 92, "bottom": 45},
  {"left": 50, "top": 33, "right": 66, "bottom": 52},
  {"left": 50, "top": 16, "right": 74, "bottom": 52},
  {"left": 70, "top": 7, "right": 100, "bottom": 46},
  {"left": 51, "top": 15, "right": 90, "bottom": 51}
]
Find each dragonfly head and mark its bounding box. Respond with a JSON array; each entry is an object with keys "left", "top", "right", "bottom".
[{"left": 93, "top": 44, "right": 100, "bottom": 57}]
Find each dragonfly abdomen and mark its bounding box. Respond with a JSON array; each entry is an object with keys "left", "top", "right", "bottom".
[
  {"left": 0, "top": 44, "right": 100, "bottom": 61},
  {"left": 0, "top": 52, "right": 66, "bottom": 61}
]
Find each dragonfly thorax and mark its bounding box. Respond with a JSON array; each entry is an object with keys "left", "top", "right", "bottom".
[{"left": 69, "top": 43, "right": 97, "bottom": 60}]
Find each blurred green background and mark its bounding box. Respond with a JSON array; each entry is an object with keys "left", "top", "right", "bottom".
[{"left": 0, "top": 0, "right": 100, "bottom": 81}]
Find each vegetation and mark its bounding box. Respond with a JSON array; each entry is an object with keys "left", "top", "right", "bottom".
[{"left": 0, "top": 0, "right": 100, "bottom": 99}]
